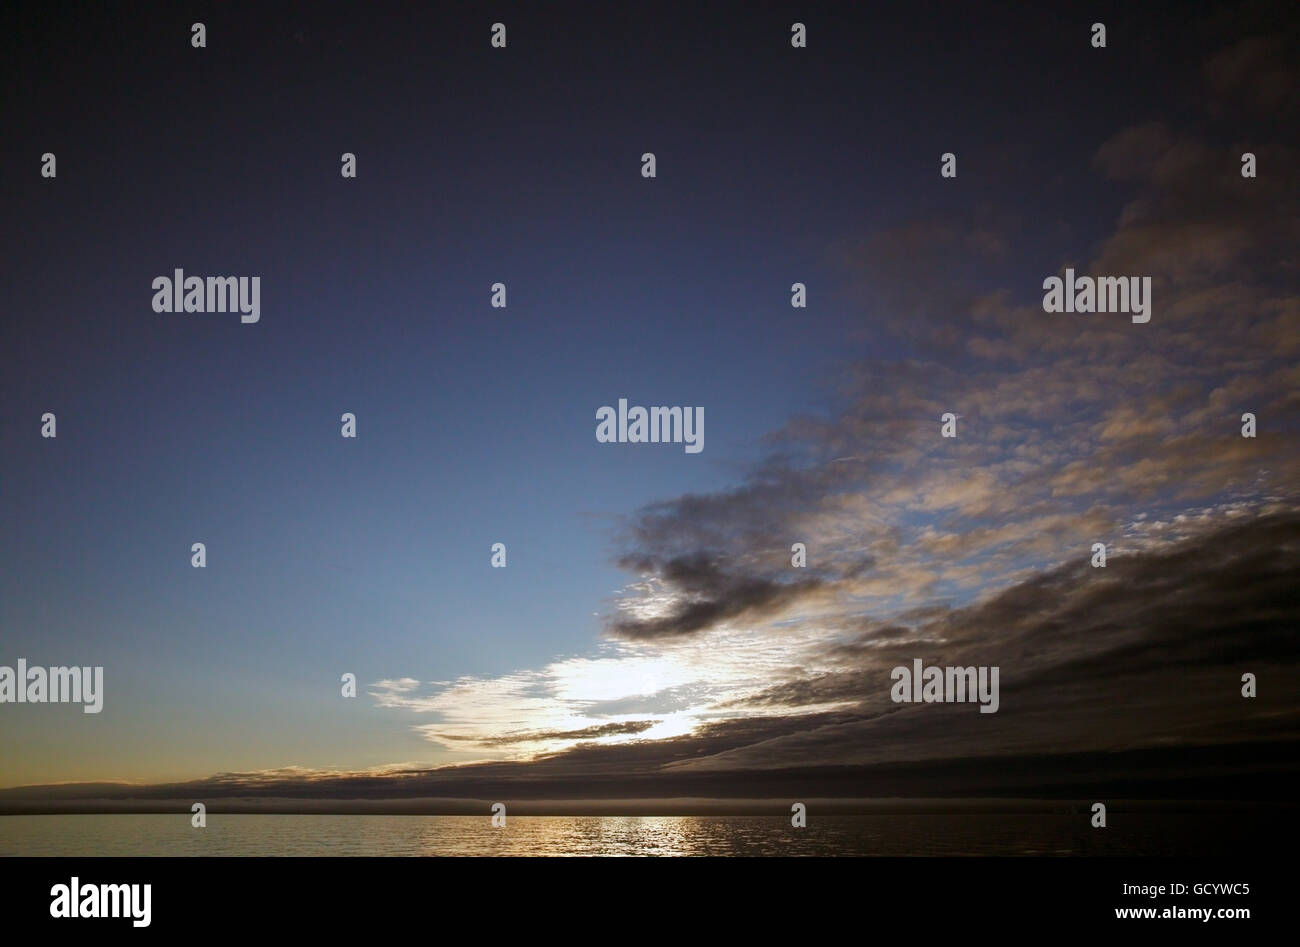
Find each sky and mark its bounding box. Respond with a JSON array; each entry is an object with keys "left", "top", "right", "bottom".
[{"left": 1, "top": 0, "right": 1297, "bottom": 806}]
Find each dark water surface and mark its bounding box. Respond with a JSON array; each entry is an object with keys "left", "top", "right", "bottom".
[{"left": 0, "top": 811, "right": 1275, "bottom": 856}]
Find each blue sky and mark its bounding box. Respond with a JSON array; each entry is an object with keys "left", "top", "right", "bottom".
[{"left": 3, "top": 1, "right": 1297, "bottom": 793}]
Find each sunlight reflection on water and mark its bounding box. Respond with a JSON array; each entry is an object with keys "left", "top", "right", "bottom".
[{"left": 0, "top": 812, "right": 1249, "bottom": 856}]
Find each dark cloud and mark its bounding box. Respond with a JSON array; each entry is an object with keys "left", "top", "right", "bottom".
[
  {"left": 606, "top": 552, "right": 829, "bottom": 640},
  {"left": 6, "top": 512, "right": 1296, "bottom": 809},
  {"left": 600, "top": 29, "right": 1300, "bottom": 645},
  {"left": 1204, "top": 33, "right": 1300, "bottom": 119}
]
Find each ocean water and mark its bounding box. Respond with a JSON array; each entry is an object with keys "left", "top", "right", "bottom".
[{"left": 0, "top": 811, "right": 1268, "bottom": 856}]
